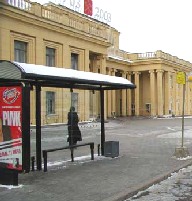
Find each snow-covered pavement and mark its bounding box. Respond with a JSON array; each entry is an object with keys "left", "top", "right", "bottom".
[{"left": 126, "top": 163, "right": 192, "bottom": 201}]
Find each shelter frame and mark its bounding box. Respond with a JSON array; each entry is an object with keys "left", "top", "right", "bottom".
[{"left": 0, "top": 60, "right": 136, "bottom": 172}]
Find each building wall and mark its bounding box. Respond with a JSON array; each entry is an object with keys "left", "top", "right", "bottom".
[{"left": 0, "top": 0, "right": 116, "bottom": 124}]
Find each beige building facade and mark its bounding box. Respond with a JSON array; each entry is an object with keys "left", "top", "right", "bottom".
[{"left": 1, "top": 0, "right": 192, "bottom": 125}]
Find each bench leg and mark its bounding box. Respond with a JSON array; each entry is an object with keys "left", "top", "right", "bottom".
[
  {"left": 97, "top": 144, "right": 100, "bottom": 156},
  {"left": 43, "top": 151, "right": 48, "bottom": 172},
  {"left": 90, "top": 144, "right": 94, "bottom": 160}
]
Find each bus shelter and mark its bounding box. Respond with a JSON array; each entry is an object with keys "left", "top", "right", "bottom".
[{"left": 0, "top": 60, "right": 136, "bottom": 173}]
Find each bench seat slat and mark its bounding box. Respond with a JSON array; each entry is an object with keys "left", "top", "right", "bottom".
[{"left": 42, "top": 142, "right": 94, "bottom": 172}]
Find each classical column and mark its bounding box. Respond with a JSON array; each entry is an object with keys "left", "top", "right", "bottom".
[
  {"left": 172, "top": 72, "right": 176, "bottom": 116},
  {"left": 149, "top": 70, "right": 156, "bottom": 116},
  {"left": 185, "top": 81, "right": 189, "bottom": 115},
  {"left": 100, "top": 55, "right": 107, "bottom": 75},
  {"left": 178, "top": 82, "right": 182, "bottom": 115},
  {"left": 156, "top": 70, "right": 164, "bottom": 116},
  {"left": 112, "top": 68, "right": 116, "bottom": 117},
  {"left": 164, "top": 71, "right": 171, "bottom": 115},
  {"left": 107, "top": 68, "right": 112, "bottom": 117},
  {"left": 122, "top": 71, "right": 127, "bottom": 116},
  {"left": 127, "top": 73, "right": 132, "bottom": 116},
  {"left": 134, "top": 72, "right": 141, "bottom": 116}
]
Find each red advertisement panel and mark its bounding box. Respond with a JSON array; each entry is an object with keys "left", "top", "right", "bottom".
[
  {"left": 0, "top": 86, "right": 22, "bottom": 170},
  {"left": 84, "top": 0, "right": 93, "bottom": 16}
]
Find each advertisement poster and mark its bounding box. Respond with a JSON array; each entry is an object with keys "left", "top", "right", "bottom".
[{"left": 0, "top": 86, "right": 22, "bottom": 171}]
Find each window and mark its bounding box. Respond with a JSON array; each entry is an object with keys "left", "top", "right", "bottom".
[
  {"left": 46, "top": 47, "right": 56, "bottom": 66},
  {"left": 71, "top": 53, "right": 78, "bottom": 70},
  {"left": 71, "top": 92, "right": 78, "bottom": 112},
  {"left": 14, "top": 40, "right": 27, "bottom": 62},
  {"left": 145, "top": 103, "right": 151, "bottom": 113},
  {"left": 46, "top": 91, "right": 55, "bottom": 115},
  {"left": 131, "top": 104, "right": 135, "bottom": 115}
]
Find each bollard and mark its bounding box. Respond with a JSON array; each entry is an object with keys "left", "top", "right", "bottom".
[
  {"left": 90, "top": 143, "right": 94, "bottom": 160},
  {"left": 97, "top": 144, "right": 100, "bottom": 156},
  {"left": 43, "top": 151, "right": 48, "bottom": 172},
  {"left": 31, "top": 156, "right": 35, "bottom": 171}
]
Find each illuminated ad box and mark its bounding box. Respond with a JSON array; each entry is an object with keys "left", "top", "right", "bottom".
[{"left": 0, "top": 86, "right": 22, "bottom": 171}]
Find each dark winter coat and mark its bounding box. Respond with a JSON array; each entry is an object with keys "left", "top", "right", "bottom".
[{"left": 67, "top": 111, "right": 82, "bottom": 145}]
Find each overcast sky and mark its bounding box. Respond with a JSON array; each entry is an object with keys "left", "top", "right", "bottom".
[{"left": 31, "top": 0, "right": 192, "bottom": 63}]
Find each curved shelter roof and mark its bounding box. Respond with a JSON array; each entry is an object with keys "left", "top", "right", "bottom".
[{"left": 0, "top": 60, "right": 136, "bottom": 90}]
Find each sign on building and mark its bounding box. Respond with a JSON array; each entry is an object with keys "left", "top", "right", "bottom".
[
  {"left": 176, "top": 72, "right": 186, "bottom": 85},
  {"left": 56, "top": 0, "right": 112, "bottom": 24}
]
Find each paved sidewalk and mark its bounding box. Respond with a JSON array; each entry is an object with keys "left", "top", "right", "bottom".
[{"left": 1, "top": 117, "right": 192, "bottom": 201}]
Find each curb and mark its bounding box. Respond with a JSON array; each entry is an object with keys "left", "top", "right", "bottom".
[
  {"left": 102, "top": 159, "right": 192, "bottom": 201},
  {"left": 79, "top": 124, "right": 99, "bottom": 128},
  {"left": 30, "top": 121, "right": 100, "bottom": 129}
]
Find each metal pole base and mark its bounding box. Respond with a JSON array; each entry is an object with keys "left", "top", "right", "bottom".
[{"left": 173, "top": 146, "right": 190, "bottom": 158}]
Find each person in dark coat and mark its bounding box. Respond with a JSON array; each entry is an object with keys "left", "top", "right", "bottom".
[{"left": 67, "top": 106, "right": 82, "bottom": 146}]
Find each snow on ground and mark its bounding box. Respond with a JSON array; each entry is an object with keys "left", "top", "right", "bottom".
[
  {"left": 125, "top": 165, "right": 192, "bottom": 201},
  {"left": 46, "top": 154, "right": 115, "bottom": 170},
  {"left": 0, "top": 154, "right": 112, "bottom": 190},
  {"left": 0, "top": 184, "right": 23, "bottom": 190}
]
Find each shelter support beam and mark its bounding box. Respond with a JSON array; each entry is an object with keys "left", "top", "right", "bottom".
[
  {"left": 22, "top": 83, "right": 31, "bottom": 173},
  {"left": 36, "top": 84, "right": 42, "bottom": 170},
  {"left": 100, "top": 90, "right": 105, "bottom": 156}
]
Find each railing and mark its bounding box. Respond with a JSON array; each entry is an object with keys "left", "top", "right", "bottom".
[
  {"left": 4, "top": 0, "right": 109, "bottom": 41},
  {"left": 155, "top": 50, "right": 192, "bottom": 67},
  {"left": 7, "top": 0, "right": 31, "bottom": 10},
  {"left": 108, "top": 48, "right": 192, "bottom": 68},
  {"left": 138, "top": 52, "right": 156, "bottom": 58},
  {"left": 107, "top": 47, "right": 131, "bottom": 62},
  {"left": 42, "top": 7, "right": 62, "bottom": 22},
  {"left": 137, "top": 50, "right": 192, "bottom": 67},
  {"left": 69, "top": 17, "right": 84, "bottom": 31}
]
